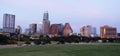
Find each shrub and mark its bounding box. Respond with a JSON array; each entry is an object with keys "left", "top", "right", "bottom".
[
  {"left": 25, "top": 39, "right": 30, "bottom": 44},
  {"left": 34, "top": 39, "right": 41, "bottom": 45},
  {"left": 8, "top": 40, "right": 18, "bottom": 44}
]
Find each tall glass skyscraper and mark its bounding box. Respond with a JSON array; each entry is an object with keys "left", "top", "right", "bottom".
[
  {"left": 43, "top": 11, "right": 49, "bottom": 20},
  {"left": 42, "top": 11, "right": 50, "bottom": 35},
  {"left": 3, "top": 14, "right": 15, "bottom": 33}
]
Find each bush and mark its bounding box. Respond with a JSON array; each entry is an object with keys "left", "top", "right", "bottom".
[
  {"left": 66, "top": 37, "right": 72, "bottom": 43},
  {"left": 40, "top": 37, "right": 51, "bottom": 45},
  {"left": 0, "top": 34, "right": 9, "bottom": 45},
  {"left": 58, "top": 37, "right": 65, "bottom": 44},
  {"left": 8, "top": 40, "right": 18, "bottom": 44},
  {"left": 34, "top": 39, "right": 41, "bottom": 45},
  {"left": 73, "top": 38, "right": 80, "bottom": 43},
  {"left": 25, "top": 39, "right": 30, "bottom": 44}
]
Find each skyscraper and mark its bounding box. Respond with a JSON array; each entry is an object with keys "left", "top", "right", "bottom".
[
  {"left": 42, "top": 11, "right": 50, "bottom": 35},
  {"left": 63, "top": 23, "right": 73, "bottom": 36},
  {"left": 80, "top": 25, "right": 97, "bottom": 37},
  {"left": 43, "top": 11, "right": 49, "bottom": 20},
  {"left": 29, "top": 23, "right": 37, "bottom": 34},
  {"left": 37, "top": 22, "right": 43, "bottom": 34},
  {"left": 15, "top": 25, "right": 22, "bottom": 35},
  {"left": 3, "top": 14, "right": 15, "bottom": 33},
  {"left": 100, "top": 25, "right": 117, "bottom": 38}
]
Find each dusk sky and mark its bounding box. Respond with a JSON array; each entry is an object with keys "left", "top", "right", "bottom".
[{"left": 0, "top": 0, "right": 120, "bottom": 34}]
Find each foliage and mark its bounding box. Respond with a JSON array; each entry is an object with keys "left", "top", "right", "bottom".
[
  {"left": 25, "top": 39, "right": 30, "bottom": 44},
  {"left": 0, "top": 34, "right": 9, "bottom": 45},
  {"left": 40, "top": 37, "right": 51, "bottom": 45},
  {"left": 34, "top": 39, "right": 41, "bottom": 45},
  {"left": 8, "top": 40, "right": 18, "bottom": 44}
]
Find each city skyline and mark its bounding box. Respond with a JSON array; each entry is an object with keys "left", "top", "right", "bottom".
[{"left": 0, "top": 0, "right": 120, "bottom": 34}]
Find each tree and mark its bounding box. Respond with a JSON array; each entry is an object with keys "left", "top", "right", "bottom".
[
  {"left": 8, "top": 39, "right": 18, "bottom": 44},
  {"left": 57, "top": 37, "right": 65, "bottom": 44},
  {"left": 24, "top": 36, "right": 30, "bottom": 44},
  {"left": 40, "top": 37, "right": 51, "bottom": 45},
  {"left": 66, "top": 37, "right": 72, "bottom": 43},
  {"left": 0, "top": 34, "right": 9, "bottom": 45},
  {"left": 25, "top": 39, "right": 30, "bottom": 44},
  {"left": 34, "top": 39, "right": 41, "bottom": 45}
]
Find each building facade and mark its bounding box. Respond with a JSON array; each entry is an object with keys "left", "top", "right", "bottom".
[
  {"left": 63, "top": 23, "right": 73, "bottom": 36},
  {"left": 3, "top": 14, "right": 15, "bottom": 33},
  {"left": 24, "top": 28, "right": 30, "bottom": 35},
  {"left": 29, "top": 23, "right": 37, "bottom": 34},
  {"left": 80, "top": 25, "right": 97, "bottom": 37},
  {"left": 15, "top": 25, "right": 22, "bottom": 35},
  {"left": 50, "top": 24, "right": 63, "bottom": 36},
  {"left": 42, "top": 12, "right": 50, "bottom": 35},
  {"left": 37, "top": 22, "right": 43, "bottom": 34},
  {"left": 100, "top": 25, "right": 117, "bottom": 38}
]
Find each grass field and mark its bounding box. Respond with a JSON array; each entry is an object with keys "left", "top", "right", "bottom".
[{"left": 0, "top": 43, "right": 120, "bottom": 56}]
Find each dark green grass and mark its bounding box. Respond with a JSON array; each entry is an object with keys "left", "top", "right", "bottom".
[{"left": 0, "top": 44, "right": 120, "bottom": 56}]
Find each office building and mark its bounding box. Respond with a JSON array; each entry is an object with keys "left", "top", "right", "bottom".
[
  {"left": 3, "top": 14, "right": 15, "bottom": 33},
  {"left": 15, "top": 26, "right": 22, "bottom": 34},
  {"left": 25, "top": 28, "right": 30, "bottom": 35},
  {"left": 29, "top": 23, "right": 37, "bottom": 34},
  {"left": 50, "top": 24, "right": 63, "bottom": 36},
  {"left": 80, "top": 25, "right": 97, "bottom": 37},
  {"left": 0, "top": 28, "right": 3, "bottom": 32},
  {"left": 100, "top": 25, "right": 117, "bottom": 38},
  {"left": 42, "top": 11, "right": 50, "bottom": 35},
  {"left": 63, "top": 23, "right": 73, "bottom": 36},
  {"left": 37, "top": 22, "right": 43, "bottom": 34}
]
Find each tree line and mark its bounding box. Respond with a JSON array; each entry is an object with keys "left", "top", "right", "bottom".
[{"left": 0, "top": 34, "right": 120, "bottom": 45}]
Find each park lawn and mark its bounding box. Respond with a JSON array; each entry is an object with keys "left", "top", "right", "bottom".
[{"left": 0, "top": 44, "right": 120, "bottom": 56}]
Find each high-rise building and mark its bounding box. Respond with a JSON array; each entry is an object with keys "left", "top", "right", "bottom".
[
  {"left": 100, "top": 25, "right": 117, "bottom": 38},
  {"left": 117, "top": 33, "right": 120, "bottom": 38},
  {"left": 63, "top": 23, "right": 73, "bottom": 36},
  {"left": 42, "top": 11, "right": 50, "bottom": 35},
  {"left": 25, "top": 28, "right": 30, "bottom": 35},
  {"left": 15, "top": 25, "right": 22, "bottom": 34},
  {"left": 80, "top": 25, "right": 97, "bottom": 37},
  {"left": 43, "top": 11, "right": 49, "bottom": 20},
  {"left": 37, "top": 22, "right": 43, "bottom": 34},
  {"left": 3, "top": 14, "right": 15, "bottom": 33},
  {"left": 92, "top": 27, "right": 96, "bottom": 35},
  {"left": 0, "top": 28, "right": 3, "bottom": 32},
  {"left": 29, "top": 23, "right": 37, "bottom": 34},
  {"left": 50, "top": 24, "right": 63, "bottom": 36}
]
